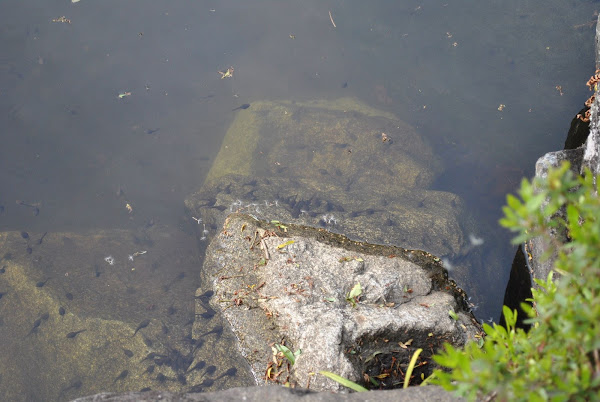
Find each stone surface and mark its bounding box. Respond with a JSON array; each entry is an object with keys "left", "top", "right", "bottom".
[
  {"left": 70, "top": 385, "right": 463, "bottom": 402},
  {"left": 186, "top": 97, "right": 498, "bottom": 304},
  {"left": 524, "top": 14, "right": 600, "bottom": 288},
  {"left": 0, "top": 226, "right": 252, "bottom": 401},
  {"left": 196, "top": 213, "right": 481, "bottom": 392}
]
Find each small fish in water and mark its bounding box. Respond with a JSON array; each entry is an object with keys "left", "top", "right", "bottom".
[
  {"left": 36, "top": 279, "right": 50, "bottom": 287},
  {"left": 66, "top": 329, "right": 87, "bottom": 338},
  {"left": 21, "top": 231, "right": 29, "bottom": 239},
  {"left": 40, "top": 312, "right": 49, "bottom": 320},
  {"left": 26, "top": 247, "right": 32, "bottom": 255},
  {"left": 145, "top": 128, "right": 159, "bottom": 135},
  {"left": 123, "top": 348, "right": 134, "bottom": 358},
  {"left": 132, "top": 319, "right": 150, "bottom": 336},
  {"left": 59, "top": 307, "right": 65, "bottom": 316},
  {"left": 65, "top": 292, "right": 74, "bottom": 300},
  {"left": 113, "top": 369, "right": 129, "bottom": 383},
  {"left": 232, "top": 103, "right": 250, "bottom": 111},
  {"left": 0, "top": 292, "right": 6, "bottom": 299},
  {"left": 144, "top": 365, "right": 155, "bottom": 374},
  {"left": 140, "top": 387, "right": 151, "bottom": 392}
]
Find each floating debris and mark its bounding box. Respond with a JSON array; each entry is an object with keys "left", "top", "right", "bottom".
[
  {"left": 218, "top": 67, "right": 234, "bottom": 79},
  {"left": 52, "top": 16, "right": 71, "bottom": 24}
]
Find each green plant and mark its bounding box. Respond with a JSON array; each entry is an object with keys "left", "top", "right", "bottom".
[
  {"left": 432, "top": 162, "right": 600, "bottom": 400},
  {"left": 319, "top": 371, "right": 368, "bottom": 392},
  {"left": 275, "top": 344, "right": 302, "bottom": 365},
  {"left": 346, "top": 282, "right": 362, "bottom": 308},
  {"left": 404, "top": 348, "right": 423, "bottom": 388}
]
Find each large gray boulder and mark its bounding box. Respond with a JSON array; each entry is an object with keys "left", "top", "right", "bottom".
[
  {"left": 195, "top": 213, "right": 481, "bottom": 392},
  {"left": 525, "top": 15, "right": 600, "bottom": 287}
]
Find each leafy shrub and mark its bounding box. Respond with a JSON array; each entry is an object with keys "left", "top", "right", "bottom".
[{"left": 432, "top": 162, "right": 600, "bottom": 401}]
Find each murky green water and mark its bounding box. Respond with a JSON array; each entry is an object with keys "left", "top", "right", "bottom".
[{"left": 0, "top": 0, "right": 598, "bottom": 400}]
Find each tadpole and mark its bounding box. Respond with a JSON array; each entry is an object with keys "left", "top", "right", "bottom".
[
  {"left": 186, "top": 360, "right": 206, "bottom": 374},
  {"left": 204, "top": 365, "right": 217, "bottom": 377},
  {"left": 132, "top": 319, "right": 150, "bottom": 337},
  {"left": 66, "top": 329, "right": 87, "bottom": 338},
  {"left": 215, "top": 367, "right": 237, "bottom": 380},
  {"left": 36, "top": 278, "right": 50, "bottom": 287},
  {"left": 113, "top": 369, "right": 128, "bottom": 383}
]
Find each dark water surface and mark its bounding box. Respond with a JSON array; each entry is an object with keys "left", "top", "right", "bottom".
[{"left": 1, "top": 0, "right": 598, "bottom": 399}]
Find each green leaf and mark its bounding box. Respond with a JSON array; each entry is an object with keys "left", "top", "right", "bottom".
[
  {"left": 275, "top": 344, "right": 298, "bottom": 365},
  {"left": 277, "top": 240, "right": 295, "bottom": 249},
  {"left": 319, "top": 371, "right": 368, "bottom": 392},
  {"left": 404, "top": 348, "right": 423, "bottom": 388},
  {"left": 449, "top": 310, "right": 459, "bottom": 321},
  {"left": 346, "top": 283, "right": 362, "bottom": 307}
]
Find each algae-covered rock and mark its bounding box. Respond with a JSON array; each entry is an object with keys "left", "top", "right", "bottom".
[
  {"left": 207, "top": 98, "right": 440, "bottom": 191},
  {"left": 187, "top": 98, "right": 479, "bottom": 279},
  {"left": 0, "top": 227, "right": 253, "bottom": 401}
]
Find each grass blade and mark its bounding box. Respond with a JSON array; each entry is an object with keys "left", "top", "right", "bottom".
[
  {"left": 319, "top": 371, "right": 368, "bottom": 392},
  {"left": 403, "top": 348, "right": 423, "bottom": 388}
]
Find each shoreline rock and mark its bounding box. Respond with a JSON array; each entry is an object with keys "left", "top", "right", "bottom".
[{"left": 196, "top": 213, "right": 481, "bottom": 392}]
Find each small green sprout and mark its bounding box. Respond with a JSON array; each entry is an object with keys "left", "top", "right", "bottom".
[
  {"left": 275, "top": 344, "right": 302, "bottom": 365},
  {"left": 346, "top": 282, "right": 362, "bottom": 308}
]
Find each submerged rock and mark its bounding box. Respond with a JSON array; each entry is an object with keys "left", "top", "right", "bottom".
[{"left": 186, "top": 98, "right": 495, "bottom": 295}]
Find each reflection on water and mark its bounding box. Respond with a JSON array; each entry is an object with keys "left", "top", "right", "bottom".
[{"left": 0, "top": 0, "right": 598, "bottom": 399}]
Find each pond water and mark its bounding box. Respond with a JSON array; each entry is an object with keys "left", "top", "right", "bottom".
[{"left": 0, "top": 0, "right": 597, "bottom": 400}]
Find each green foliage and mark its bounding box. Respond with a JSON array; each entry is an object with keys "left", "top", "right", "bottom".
[
  {"left": 319, "top": 371, "right": 368, "bottom": 392},
  {"left": 275, "top": 344, "right": 302, "bottom": 365},
  {"left": 346, "top": 282, "right": 362, "bottom": 308},
  {"left": 432, "top": 162, "right": 600, "bottom": 400}
]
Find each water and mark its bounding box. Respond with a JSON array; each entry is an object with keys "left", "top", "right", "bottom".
[{"left": 0, "top": 0, "right": 598, "bottom": 399}]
